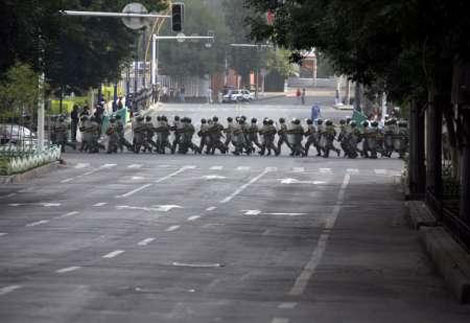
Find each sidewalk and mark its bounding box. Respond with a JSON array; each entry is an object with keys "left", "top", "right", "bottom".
[{"left": 308, "top": 176, "right": 470, "bottom": 321}]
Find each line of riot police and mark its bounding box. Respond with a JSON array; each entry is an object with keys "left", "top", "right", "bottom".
[{"left": 99, "top": 115, "right": 408, "bottom": 158}]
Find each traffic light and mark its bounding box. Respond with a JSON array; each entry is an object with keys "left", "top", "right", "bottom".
[{"left": 171, "top": 3, "right": 184, "bottom": 33}]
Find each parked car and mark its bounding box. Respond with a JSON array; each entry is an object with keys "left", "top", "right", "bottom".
[
  {"left": 0, "top": 124, "right": 48, "bottom": 147},
  {"left": 222, "top": 89, "right": 255, "bottom": 103}
]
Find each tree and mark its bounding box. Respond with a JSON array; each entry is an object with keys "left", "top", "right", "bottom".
[{"left": 0, "top": 62, "right": 41, "bottom": 118}]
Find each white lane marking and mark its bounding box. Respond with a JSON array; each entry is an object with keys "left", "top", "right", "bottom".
[
  {"left": 165, "top": 225, "right": 181, "bottom": 232},
  {"left": 374, "top": 169, "right": 387, "bottom": 175},
  {"left": 237, "top": 166, "right": 250, "bottom": 171},
  {"left": 61, "top": 164, "right": 116, "bottom": 183},
  {"left": 158, "top": 164, "right": 171, "bottom": 168},
  {"left": 278, "top": 178, "right": 325, "bottom": 185},
  {"left": 347, "top": 168, "right": 359, "bottom": 174},
  {"left": 131, "top": 176, "right": 145, "bottom": 180},
  {"left": 210, "top": 166, "right": 223, "bottom": 170},
  {"left": 319, "top": 168, "right": 332, "bottom": 174},
  {"left": 128, "top": 164, "right": 142, "bottom": 169},
  {"left": 56, "top": 266, "right": 81, "bottom": 274},
  {"left": 220, "top": 168, "right": 271, "bottom": 204},
  {"left": 117, "top": 183, "right": 153, "bottom": 198},
  {"left": 152, "top": 205, "right": 183, "bottom": 212},
  {"left": 58, "top": 211, "right": 79, "bottom": 218},
  {"left": 272, "top": 318, "right": 289, "bottom": 323},
  {"left": 41, "top": 203, "right": 61, "bottom": 207},
  {"left": 153, "top": 166, "right": 194, "bottom": 184},
  {"left": 265, "top": 213, "right": 306, "bottom": 216},
  {"left": 0, "top": 233, "right": 8, "bottom": 237},
  {"left": 103, "top": 250, "right": 125, "bottom": 259},
  {"left": 202, "top": 175, "right": 227, "bottom": 180},
  {"left": 93, "top": 202, "right": 107, "bottom": 207},
  {"left": 187, "top": 215, "right": 201, "bottom": 221},
  {"left": 244, "top": 210, "right": 261, "bottom": 215},
  {"left": 172, "top": 262, "right": 222, "bottom": 268},
  {"left": 292, "top": 167, "right": 305, "bottom": 173},
  {"left": 278, "top": 302, "right": 297, "bottom": 309},
  {"left": 288, "top": 174, "right": 350, "bottom": 296},
  {"left": 8, "top": 203, "right": 21, "bottom": 207},
  {"left": 266, "top": 167, "right": 278, "bottom": 172},
  {"left": 26, "top": 220, "right": 49, "bottom": 227},
  {"left": 138, "top": 238, "right": 155, "bottom": 246},
  {"left": 0, "top": 285, "right": 22, "bottom": 296},
  {"left": 206, "top": 206, "right": 217, "bottom": 211},
  {"left": 74, "top": 163, "right": 90, "bottom": 169},
  {"left": 0, "top": 192, "right": 17, "bottom": 199}
]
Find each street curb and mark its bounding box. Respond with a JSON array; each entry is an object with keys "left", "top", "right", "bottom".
[
  {"left": 419, "top": 226, "right": 470, "bottom": 303},
  {"left": 405, "top": 201, "right": 439, "bottom": 229},
  {"left": 0, "top": 161, "right": 62, "bottom": 184}
]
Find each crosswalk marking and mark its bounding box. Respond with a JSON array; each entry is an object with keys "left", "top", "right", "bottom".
[
  {"left": 374, "top": 169, "right": 387, "bottom": 175},
  {"left": 165, "top": 225, "right": 181, "bottom": 232},
  {"left": 319, "top": 168, "right": 332, "bottom": 174},
  {"left": 347, "top": 168, "right": 359, "bottom": 174},
  {"left": 0, "top": 285, "right": 22, "bottom": 296},
  {"left": 292, "top": 167, "right": 305, "bottom": 173},
  {"left": 93, "top": 202, "right": 107, "bottom": 207},
  {"left": 103, "top": 250, "right": 125, "bottom": 259},
  {"left": 128, "top": 164, "right": 142, "bottom": 169},
  {"left": 56, "top": 266, "right": 81, "bottom": 274},
  {"left": 26, "top": 220, "right": 49, "bottom": 227},
  {"left": 210, "top": 166, "right": 223, "bottom": 170},
  {"left": 137, "top": 238, "right": 155, "bottom": 246},
  {"left": 237, "top": 166, "right": 250, "bottom": 171}
]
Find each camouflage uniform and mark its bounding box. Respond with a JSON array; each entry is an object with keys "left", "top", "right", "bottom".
[
  {"left": 323, "top": 120, "right": 340, "bottom": 158},
  {"left": 106, "top": 118, "right": 119, "bottom": 154}
]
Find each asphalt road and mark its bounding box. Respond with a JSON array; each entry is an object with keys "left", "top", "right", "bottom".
[{"left": 1, "top": 100, "right": 469, "bottom": 322}]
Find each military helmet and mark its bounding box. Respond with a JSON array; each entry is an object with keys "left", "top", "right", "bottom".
[
  {"left": 137, "top": 115, "right": 145, "bottom": 121},
  {"left": 398, "top": 120, "right": 407, "bottom": 127},
  {"left": 161, "top": 116, "right": 168, "bottom": 121},
  {"left": 340, "top": 119, "right": 346, "bottom": 125},
  {"left": 263, "top": 119, "right": 268, "bottom": 125},
  {"left": 156, "top": 116, "right": 161, "bottom": 121},
  {"left": 251, "top": 118, "right": 257, "bottom": 123},
  {"left": 316, "top": 119, "right": 323, "bottom": 125},
  {"left": 227, "top": 117, "right": 233, "bottom": 122},
  {"left": 350, "top": 121, "right": 357, "bottom": 127},
  {"left": 212, "top": 116, "right": 219, "bottom": 122},
  {"left": 325, "top": 120, "right": 333, "bottom": 126},
  {"left": 241, "top": 115, "right": 247, "bottom": 121},
  {"left": 371, "top": 121, "right": 379, "bottom": 127},
  {"left": 279, "top": 118, "right": 285, "bottom": 123},
  {"left": 110, "top": 117, "right": 116, "bottom": 123},
  {"left": 187, "top": 118, "right": 192, "bottom": 123},
  {"left": 115, "top": 114, "right": 121, "bottom": 120},
  {"left": 174, "top": 116, "right": 180, "bottom": 121},
  {"left": 80, "top": 115, "right": 88, "bottom": 122},
  {"left": 346, "top": 117, "right": 352, "bottom": 124},
  {"left": 201, "top": 118, "right": 207, "bottom": 123},
  {"left": 306, "top": 119, "right": 313, "bottom": 124},
  {"left": 146, "top": 116, "right": 151, "bottom": 121},
  {"left": 362, "top": 120, "right": 369, "bottom": 127},
  {"left": 268, "top": 119, "right": 274, "bottom": 125},
  {"left": 294, "top": 119, "right": 301, "bottom": 125}
]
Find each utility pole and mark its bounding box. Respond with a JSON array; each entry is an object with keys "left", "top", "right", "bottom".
[{"left": 37, "top": 33, "right": 45, "bottom": 151}]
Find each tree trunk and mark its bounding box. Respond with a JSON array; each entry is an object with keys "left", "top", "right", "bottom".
[
  {"left": 460, "top": 109, "right": 470, "bottom": 225},
  {"left": 408, "top": 100, "right": 426, "bottom": 198},
  {"left": 425, "top": 94, "right": 443, "bottom": 217}
]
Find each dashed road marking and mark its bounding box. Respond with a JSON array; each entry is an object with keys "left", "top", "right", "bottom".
[
  {"left": 278, "top": 302, "right": 297, "bottom": 309},
  {"left": 58, "top": 211, "right": 79, "bottom": 218},
  {"left": 271, "top": 318, "right": 289, "bottom": 323},
  {"left": 266, "top": 167, "right": 278, "bottom": 172},
  {"left": 103, "top": 250, "right": 125, "bottom": 259},
  {"left": 0, "top": 233, "right": 7, "bottom": 237},
  {"left": 237, "top": 166, "right": 250, "bottom": 171},
  {"left": 221, "top": 168, "right": 271, "bottom": 204},
  {"left": 165, "top": 225, "right": 181, "bottom": 232},
  {"left": 347, "top": 168, "right": 359, "bottom": 174},
  {"left": 206, "top": 206, "right": 217, "bottom": 211},
  {"left": 187, "top": 215, "right": 201, "bottom": 221},
  {"left": 26, "top": 220, "right": 49, "bottom": 227},
  {"left": 172, "top": 262, "right": 222, "bottom": 268},
  {"left": 93, "top": 202, "right": 107, "bottom": 207},
  {"left": 102, "top": 164, "right": 117, "bottom": 168},
  {"left": 374, "top": 169, "right": 387, "bottom": 175},
  {"left": 74, "top": 163, "right": 90, "bottom": 169},
  {"left": 56, "top": 266, "right": 81, "bottom": 274},
  {"left": 0, "top": 192, "right": 17, "bottom": 199},
  {"left": 62, "top": 164, "right": 117, "bottom": 183},
  {"left": 118, "top": 183, "right": 153, "bottom": 198},
  {"left": 128, "top": 164, "right": 142, "bottom": 169},
  {"left": 210, "top": 166, "right": 223, "bottom": 170},
  {"left": 292, "top": 167, "right": 305, "bottom": 173},
  {"left": 244, "top": 210, "right": 261, "bottom": 215},
  {"left": 138, "top": 238, "right": 155, "bottom": 246},
  {"left": 265, "top": 212, "right": 306, "bottom": 216},
  {"left": 319, "top": 168, "right": 332, "bottom": 174},
  {"left": 0, "top": 285, "right": 22, "bottom": 296}
]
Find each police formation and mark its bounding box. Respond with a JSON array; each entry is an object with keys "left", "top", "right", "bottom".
[{"left": 70, "top": 114, "right": 408, "bottom": 158}]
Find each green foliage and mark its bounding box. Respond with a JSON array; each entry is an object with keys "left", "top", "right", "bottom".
[
  {"left": 266, "top": 49, "right": 296, "bottom": 78},
  {"left": 0, "top": 62, "right": 41, "bottom": 117},
  {"left": 158, "top": 0, "right": 230, "bottom": 78}
]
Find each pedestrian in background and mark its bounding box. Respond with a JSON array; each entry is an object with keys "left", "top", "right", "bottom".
[
  {"left": 301, "top": 88, "right": 306, "bottom": 105},
  {"left": 296, "top": 88, "right": 301, "bottom": 104},
  {"left": 70, "top": 105, "right": 79, "bottom": 142},
  {"left": 311, "top": 104, "right": 321, "bottom": 120}
]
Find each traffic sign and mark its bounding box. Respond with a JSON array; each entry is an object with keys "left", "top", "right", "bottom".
[{"left": 121, "top": 2, "right": 148, "bottom": 30}]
